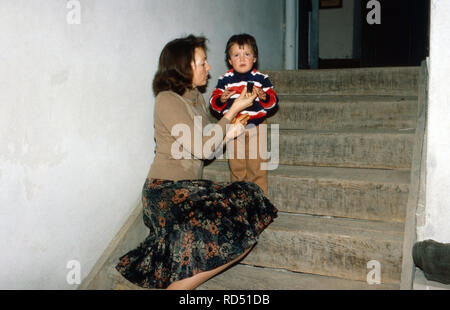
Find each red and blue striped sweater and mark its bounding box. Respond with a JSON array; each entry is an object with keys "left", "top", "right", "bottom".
[{"left": 209, "top": 69, "right": 279, "bottom": 126}]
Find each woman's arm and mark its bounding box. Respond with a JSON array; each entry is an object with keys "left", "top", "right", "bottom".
[
  {"left": 155, "top": 92, "right": 211, "bottom": 160},
  {"left": 155, "top": 90, "right": 255, "bottom": 160}
]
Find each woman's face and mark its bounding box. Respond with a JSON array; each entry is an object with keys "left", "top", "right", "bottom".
[{"left": 191, "top": 47, "right": 211, "bottom": 88}]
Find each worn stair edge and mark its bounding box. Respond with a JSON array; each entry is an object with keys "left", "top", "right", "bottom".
[
  {"left": 274, "top": 94, "right": 418, "bottom": 103},
  {"left": 204, "top": 162, "right": 410, "bottom": 222},
  {"left": 263, "top": 67, "right": 419, "bottom": 96},
  {"left": 206, "top": 161, "right": 411, "bottom": 184},
  {"left": 242, "top": 213, "right": 404, "bottom": 284},
  {"left": 197, "top": 264, "right": 399, "bottom": 290},
  {"left": 268, "top": 95, "right": 418, "bottom": 130}
]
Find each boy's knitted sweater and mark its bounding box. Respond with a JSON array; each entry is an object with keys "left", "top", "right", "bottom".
[{"left": 209, "top": 69, "right": 278, "bottom": 126}]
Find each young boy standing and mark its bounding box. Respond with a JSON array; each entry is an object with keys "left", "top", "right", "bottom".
[{"left": 209, "top": 34, "right": 279, "bottom": 196}]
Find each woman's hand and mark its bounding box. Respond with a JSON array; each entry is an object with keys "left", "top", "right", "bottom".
[{"left": 223, "top": 87, "right": 257, "bottom": 122}]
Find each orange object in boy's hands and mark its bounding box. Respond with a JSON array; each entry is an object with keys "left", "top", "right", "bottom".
[
  {"left": 256, "top": 87, "right": 267, "bottom": 101},
  {"left": 227, "top": 114, "right": 250, "bottom": 141},
  {"left": 232, "top": 113, "right": 250, "bottom": 127}
]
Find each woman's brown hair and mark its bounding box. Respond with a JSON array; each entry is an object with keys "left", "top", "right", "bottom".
[{"left": 153, "top": 35, "right": 207, "bottom": 96}]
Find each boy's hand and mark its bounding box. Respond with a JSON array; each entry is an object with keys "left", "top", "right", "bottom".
[
  {"left": 220, "top": 89, "right": 237, "bottom": 103},
  {"left": 256, "top": 88, "right": 267, "bottom": 101}
]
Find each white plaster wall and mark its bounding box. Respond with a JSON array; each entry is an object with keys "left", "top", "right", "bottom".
[
  {"left": 421, "top": 0, "right": 450, "bottom": 244},
  {"left": 0, "top": 0, "right": 284, "bottom": 289},
  {"left": 319, "top": 0, "right": 354, "bottom": 59}
]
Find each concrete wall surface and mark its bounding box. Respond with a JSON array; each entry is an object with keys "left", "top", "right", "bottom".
[
  {"left": 421, "top": 0, "right": 450, "bottom": 243},
  {"left": 0, "top": 0, "right": 284, "bottom": 289}
]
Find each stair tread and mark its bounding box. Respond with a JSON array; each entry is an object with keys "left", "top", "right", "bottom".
[
  {"left": 243, "top": 213, "right": 404, "bottom": 283},
  {"left": 269, "top": 213, "right": 404, "bottom": 241},
  {"left": 267, "top": 95, "right": 418, "bottom": 131},
  {"left": 276, "top": 94, "right": 418, "bottom": 103},
  {"left": 263, "top": 67, "right": 419, "bottom": 96},
  {"left": 266, "top": 66, "right": 419, "bottom": 73},
  {"left": 197, "top": 264, "right": 399, "bottom": 290},
  {"left": 205, "top": 161, "right": 411, "bottom": 184},
  {"left": 274, "top": 128, "right": 416, "bottom": 134},
  {"left": 110, "top": 260, "right": 399, "bottom": 290},
  {"left": 210, "top": 127, "right": 414, "bottom": 169}
]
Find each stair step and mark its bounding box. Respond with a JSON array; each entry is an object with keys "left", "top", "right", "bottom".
[
  {"left": 107, "top": 257, "right": 399, "bottom": 290},
  {"left": 264, "top": 67, "right": 419, "bottom": 96},
  {"left": 277, "top": 129, "right": 414, "bottom": 169},
  {"left": 215, "top": 129, "right": 414, "bottom": 169},
  {"left": 197, "top": 264, "right": 399, "bottom": 290},
  {"left": 203, "top": 161, "right": 410, "bottom": 222},
  {"left": 241, "top": 212, "right": 404, "bottom": 284},
  {"left": 268, "top": 95, "right": 418, "bottom": 130}
]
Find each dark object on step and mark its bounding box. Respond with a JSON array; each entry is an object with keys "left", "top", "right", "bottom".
[{"left": 413, "top": 239, "right": 450, "bottom": 285}]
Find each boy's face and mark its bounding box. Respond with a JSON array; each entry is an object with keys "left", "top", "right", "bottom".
[{"left": 228, "top": 43, "right": 257, "bottom": 74}]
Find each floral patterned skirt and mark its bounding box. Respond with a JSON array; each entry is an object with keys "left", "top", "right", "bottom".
[{"left": 115, "top": 178, "right": 278, "bottom": 289}]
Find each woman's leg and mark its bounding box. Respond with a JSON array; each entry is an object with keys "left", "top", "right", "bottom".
[{"left": 166, "top": 247, "right": 253, "bottom": 290}]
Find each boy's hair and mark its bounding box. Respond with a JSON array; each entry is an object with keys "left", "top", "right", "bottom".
[
  {"left": 225, "top": 33, "right": 259, "bottom": 69},
  {"left": 153, "top": 35, "right": 207, "bottom": 96}
]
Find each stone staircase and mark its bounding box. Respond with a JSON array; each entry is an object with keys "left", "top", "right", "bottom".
[
  {"left": 199, "top": 67, "right": 420, "bottom": 289},
  {"left": 80, "top": 67, "right": 420, "bottom": 290}
]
